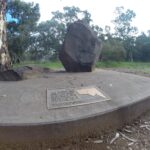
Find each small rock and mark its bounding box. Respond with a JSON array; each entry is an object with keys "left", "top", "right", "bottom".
[
  {"left": 106, "top": 146, "right": 111, "bottom": 149},
  {"left": 93, "top": 139, "right": 103, "bottom": 144},
  {"left": 0, "top": 70, "right": 22, "bottom": 81}
]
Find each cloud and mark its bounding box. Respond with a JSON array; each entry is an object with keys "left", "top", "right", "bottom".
[{"left": 23, "top": 0, "right": 150, "bottom": 33}]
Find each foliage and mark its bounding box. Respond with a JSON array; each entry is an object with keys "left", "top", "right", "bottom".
[
  {"left": 101, "top": 38, "right": 126, "bottom": 61},
  {"left": 27, "top": 20, "right": 63, "bottom": 60},
  {"left": 13, "top": 60, "right": 63, "bottom": 69},
  {"left": 134, "top": 33, "right": 150, "bottom": 61},
  {"left": 6, "top": 0, "right": 40, "bottom": 63},
  {"left": 5, "top": 2, "right": 150, "bottom": 63},
  {"left": 92, "top": 25, "right": 105, "bottom": 40},
  {"left": 51, "top": 6, "right": 92, "bottom": 26},
  {"left": 112, "top": 6, "right": 138, "bottom": 61},
  {"left": 13, "top": 60, "right": 150, "bottom": 74},
  {"left": 28, "top": 6, "right": 93, "bottom": 60},
  {"left": 112, "top": 6, "right": 137, "bottom": 39}
]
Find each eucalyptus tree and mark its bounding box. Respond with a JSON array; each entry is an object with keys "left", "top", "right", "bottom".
[
  {"left": 6, "top": 0, "right": 40, "bottom": 62},
  {"left": 134, "top": 33, "right": 150, "bottom": 61},
  {"left": 30, "top": 6, "right": 93, "bottom": 60},
  {"left": 112, "top": 6, "right": 138, "bottom": 61},
  {"left": 0, "top": 0, "right": 11, "bottom": 71}
]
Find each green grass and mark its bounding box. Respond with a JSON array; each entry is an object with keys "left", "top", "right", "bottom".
[
  {"left": 13, "top": 61, "right": 63, "bottom": 69},
  {"left": 96, "top": 61, "right": 150, "bottom": 73},
  {"left": 14, "top": 61, "right": 150, "bottom": 73},
  {"left": 96, "top": 61, "right": 149, "bottom": 68}
]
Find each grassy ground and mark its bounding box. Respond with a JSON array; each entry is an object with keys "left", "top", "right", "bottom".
[
  {"left": 14, "top": 61, "right": 150, "bottom": 73},
  {"left": 96, "top": 61, "right": 150, "bottom": 73},
  {"left": 14, "top": 60, "right": 150, "bottom": 69},
  {"left": 14, "top": 61, "right": 63, "bottom": 69},
  {"left": 96, "top": 61, "right": 150, "bottom": 68}
]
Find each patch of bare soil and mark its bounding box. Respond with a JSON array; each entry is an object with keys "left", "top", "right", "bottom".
[{"left": 15, "top": 65, "right": 54, "bottom": 79}]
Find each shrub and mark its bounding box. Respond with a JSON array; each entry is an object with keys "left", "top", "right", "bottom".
[{"left": 100, "top": 39, "right": 126, "bottom": 61}]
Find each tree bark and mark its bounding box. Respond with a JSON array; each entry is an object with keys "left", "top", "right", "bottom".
[{"left": 0, "top": 0, "right": 11, "bottom": 72}]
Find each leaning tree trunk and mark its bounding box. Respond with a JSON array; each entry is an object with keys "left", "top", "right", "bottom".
[{"left": 0, "top": 0, "right": 11, "bottom": 72}]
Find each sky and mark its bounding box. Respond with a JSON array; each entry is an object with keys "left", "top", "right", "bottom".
[{"left": 23, "top": 0, "right": 150, "bottom": 33}]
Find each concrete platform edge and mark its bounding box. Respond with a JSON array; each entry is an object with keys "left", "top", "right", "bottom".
[{"left": 0, "top": 95, "right": 149, "bottom": 144}]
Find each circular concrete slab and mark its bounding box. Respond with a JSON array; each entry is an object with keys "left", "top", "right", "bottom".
[{"left": 0, "top": 69, "right": 150, "bottom": 143}]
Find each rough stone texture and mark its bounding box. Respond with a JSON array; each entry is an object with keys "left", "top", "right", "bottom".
[
  {"left": 59, "top": 21, "right": 102, "bottom": 72},
  {"left": 0, "top": 70, "right": 22, "bottom": 81},
  {"left": 0, "top": 65, "right": 53, "bottom": 81}
]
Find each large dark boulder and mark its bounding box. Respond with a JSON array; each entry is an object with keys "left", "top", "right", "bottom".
[
  {"left": 59, "top": 21, "right": 102, "bottom": 72},
  {"left": 0, "top": 66, "right": 53, "bottom": 81},
  {"left": 0, "top": 70, "right": 22, "bottom": 81}
]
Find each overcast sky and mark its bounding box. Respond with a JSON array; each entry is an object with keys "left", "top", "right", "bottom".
[{"left": 23, "top": 0, "right": 150, "bottom": 33}]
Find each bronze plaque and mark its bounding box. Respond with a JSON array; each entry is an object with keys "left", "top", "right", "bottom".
[{"left": 47, "top": 86, "right": 110, "bottom": 109}]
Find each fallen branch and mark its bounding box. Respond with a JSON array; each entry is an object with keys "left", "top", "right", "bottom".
[
  {"left": 124, "top": 129, "right": 132, "bottom": 133},
  {"left": 110, "top": 132, "right": 120, "bottom": 144},
  {"left": 140, "top": 125, "right": 150, "bottom": 131},
  {"left": 128, "top": 142, "right": 134, "bottom": 146},
  {"left": 120, "top": 132, "right": 137, "bottom": 143}
]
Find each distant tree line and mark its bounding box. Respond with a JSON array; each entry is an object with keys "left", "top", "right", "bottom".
[{"left": 6, "top": 0, "right": 150, "bottom": 63}]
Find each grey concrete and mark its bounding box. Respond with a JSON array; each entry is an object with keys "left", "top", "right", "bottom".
[{"left": 0, "top": 69, "right": 150, "bottom": 143}]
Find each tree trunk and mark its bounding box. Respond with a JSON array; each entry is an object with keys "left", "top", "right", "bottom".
[{"left": 0, "top": 0, "right": 11, "bottom": 72}]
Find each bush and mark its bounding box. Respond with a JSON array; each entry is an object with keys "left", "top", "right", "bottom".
[{"left": 100, "top": 39, "right": 126, "bottom": 61}]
